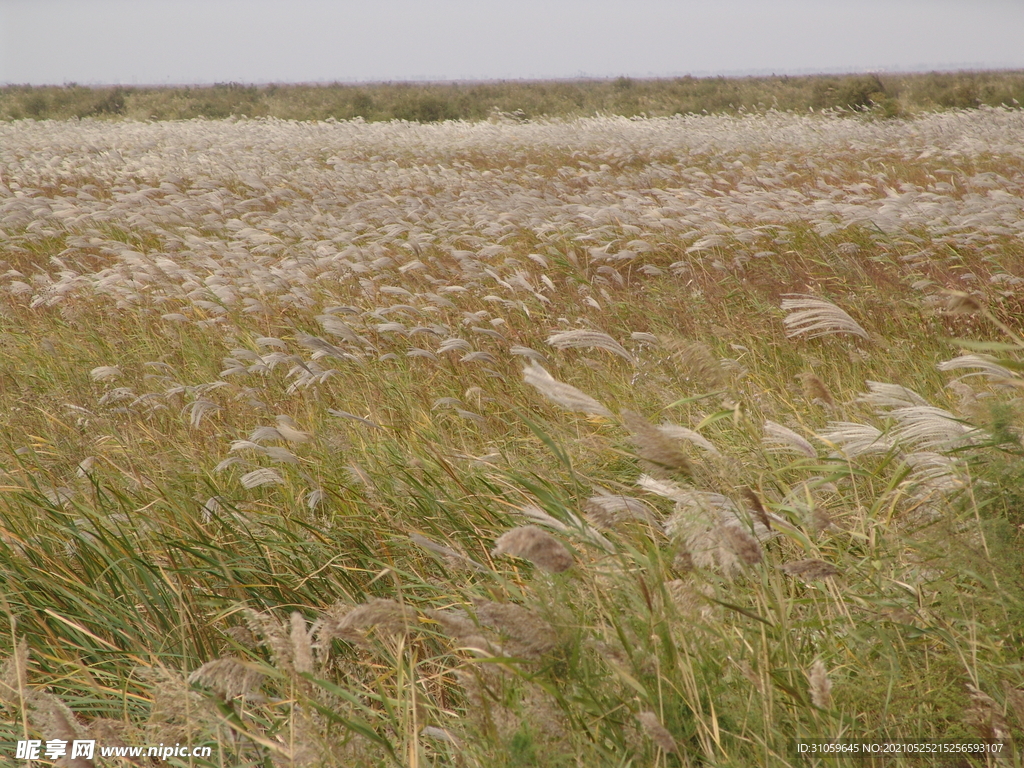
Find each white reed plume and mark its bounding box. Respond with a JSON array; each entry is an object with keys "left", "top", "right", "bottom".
[
  {"left": 274, "top": 415, "right": 311, "bottom": 443},
  {"left": 781, "top": 294, "right": 869, "bottom": 340},
  {"left": 522, "top": 362, "right": 612, "bottom": 418},
  {"left": 240, "top": 468, "right": 284, "bottom": 489},
  {"left": 937, "top": 354, "right": 1020, "bottom": 382},
  {"left": 815, "top": 421, "right": 893, "bottom": 457},
  {"left": 763, "top": 420, "right": 817, "bottom": 458},
  {"left": 183, "top": 398, "right": 220, "bottom": 428},
  {"left": 509, "top": 345, "right": 548, "bottom": 363},
  {"left": 807, "top": 659, "right": 832, "bottom": 709},
  {"left": 889, "top": 405, "right": 980, "bottom": 451},
  {"left": 661, "top": 489, "right": 763, "bottom": 577},
  {"left": 657, "top": 423, "right": 722, "bottom": 456},
  {"left": 90, "top": 366, "right": 122, "bottom": 382},
  {"left": 584, "top": 493, "right": 660, "bottom": 529},
  {"left": 546, "top": 330, "right": 635, "bottom": 363},
  {"left": 856, "top": 381, "right": 928, "bottom": 411}
]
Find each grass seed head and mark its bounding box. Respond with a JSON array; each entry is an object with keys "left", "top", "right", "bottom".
[
  {"left": 274, "top": 415, "right": 311, "bottom": 443},
  {"left": 492, "top": 525, "right": 573, "bottom": 573},
  {"left": 740, "top": 486, "right": 772, "bottom": 531},
  {"left": 290, "top": 611, "right": 314, "bottom": 674},
  {"left": 546, "top": 329, "right": 635, "bottom": 363},
  {"left": 37, "top": 694, "right": 92, "bottom": 768},
  {"left": 781, "top": 294, "right": 869, "bottom": 340},
  {"left": 584, "top": 493, "right": 659, "bottom": 529},
  {"left": 1003, "top": 683, "right": 1024, "bottom": 727},
  {"left": 660, "top": 337, "right": 727, "bottom": 390},
  {"left": 90, "top": 365, "right": 122, "bottom": 382},
  {"left": 522, "top": 361, "right": 612, "bottom": 418},
  {"left": 636, "top": 711, "right": 678, "bottom": 753},
  {"left": 781, "top": 559, "right": 839, "bottom": 580},
  {"left": 811, "top": 507, "right": 837, "bottom": 534},
  {"left": 621, "top": 409, "right": 693, "bottom": 477},
  {"left": 672, "top": 543, "right": 695, "bottom": 573},
  {"left": 763, "top": 420, "right": 817, "bottom": 458},
  {"left": 965, "top": 684, "right": 1009, "bottom": 740},
  {"left": 798, "top": 371, "right": 835, "bottom": 406},
  {"left": 189, "top": 657, "right": 266, "bottom": 699},
  {"left": 328, "top": 598, "right": 419, "bottom": 642},
  {"left": 720, "top": 525, "right": 763, "bottom": 566},
  {"left": 472, "top": 599, "right": 559, "bottom": 658},
  {"left": 943, "top": 291, "right": 985, "bottom": 314},
  {"left": 807, "top": 659, "right": 832, "bottom": 709}
]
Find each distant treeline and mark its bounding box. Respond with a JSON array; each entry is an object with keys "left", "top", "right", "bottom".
[{"left": 2, "top": 70, "right": 1023, "bottom": 122}]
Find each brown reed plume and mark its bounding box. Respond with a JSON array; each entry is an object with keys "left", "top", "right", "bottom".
[
  {"left": 621, "top": 409, "right": 693, "bottom": 477},
  {"left": 492, "top": 525, "right": 574, "bottom": 573}
]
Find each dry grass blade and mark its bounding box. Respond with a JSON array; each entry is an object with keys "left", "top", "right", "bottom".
[
  {"left": 781, "top": 294, "right": 869, "bottom": 340},
  {"left": 546, "top": 330, "right": 635, "bottom": 363},
  {"left": 327, "top": 409, "right": 386, "bottom": 430},
  {"left": 522, "top": 361, "right": 612, "bottom": 417}
]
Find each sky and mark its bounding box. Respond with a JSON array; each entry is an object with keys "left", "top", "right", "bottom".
[{"left": 1, "top": 0, "right": 1022, "bottom": 86}]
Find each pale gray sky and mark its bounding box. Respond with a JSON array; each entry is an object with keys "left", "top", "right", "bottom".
[{"left": 1, "top": 0, "right": 1022, "bottom": 85}]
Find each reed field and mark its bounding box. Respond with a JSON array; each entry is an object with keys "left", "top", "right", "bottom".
[
  {"left": 3, "top": 70, "right": 1024, "bottom": 123},
  {"left": 0, "top": 105, "right": 1023, "bottom": 766}
]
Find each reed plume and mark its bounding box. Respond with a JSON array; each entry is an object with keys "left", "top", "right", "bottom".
[{"left": 492, "top": 525, "right": 573, "bottom": 573}]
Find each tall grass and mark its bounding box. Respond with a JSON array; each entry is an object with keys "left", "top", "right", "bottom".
[
  {"left": 2, "top": 69, "right": 1024, "bottom": 122},
  {"left": 0, "top": 108, "right": 1022, "bottom": 766}
]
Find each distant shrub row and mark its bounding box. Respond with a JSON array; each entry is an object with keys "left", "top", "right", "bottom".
[{"left": 2, "top": 70, "right": 1022, "bottom": 122}]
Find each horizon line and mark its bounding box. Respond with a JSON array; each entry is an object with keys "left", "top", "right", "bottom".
[{"left": 5, "top": 64, "right": 1024, "bottom": 90}]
